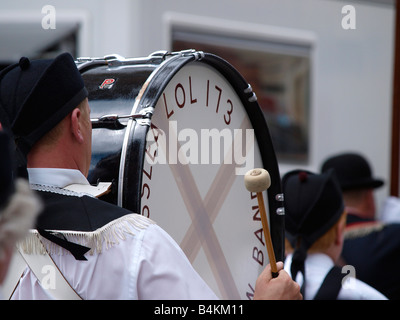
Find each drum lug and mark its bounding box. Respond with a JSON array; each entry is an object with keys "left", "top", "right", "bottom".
[
  {"left": 150, "top": 50, "right": 170, "bottom": 58},
  {"left": 139, "top": 106, "right": 155, "bottom": 116},
  {"left": 275, "top": 193, "right": 284, "bottom": 201},
  {"left": 136, "top": 107, "right": 154, "bottom": 126},
  {"left": 158, "top": 49, "right": 205, "bottom": 61},
  {"left": 136, "top": 118, "right": 151, "bottom": 126},
  {"left": 175, "top": 49, "right": 205, "bottom": 60},
  {"left": 131, "top": 49, "right": 204, "bottom": 64},
  {"left": 244, "top": 84, "right": 258, "bottom": 102},
  {"left": 275, "top": 193, "right": 285, "bottom": 215},
  {"left": 103, "top": 53, "right": 126, "bottom": 61},
  {"left": 276, "top": 207, "right": 285, "bottom": 215}
]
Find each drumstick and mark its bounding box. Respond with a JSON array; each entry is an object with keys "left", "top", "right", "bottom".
[{"left": 244, "top": 168, "right": 278, "bottom": 278}]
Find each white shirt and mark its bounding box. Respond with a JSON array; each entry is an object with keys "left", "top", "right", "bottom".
[
  {"left": 11, "top": 168, "right": 218, "bottom": 300},
  {"left": 284, "top": 253, "right": 387, "bottom": 300},
  {"left": 381, "top": 196, "right": 400, "bottom": 223}
]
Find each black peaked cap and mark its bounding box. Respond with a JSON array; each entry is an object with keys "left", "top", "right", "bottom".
[
  {"left": 282, "top": 169, "right": 344, "bottom": 293},
  {"left": 0, "top": 52, "right": 88, "bottom": 156},
  {"left": 283, "top": 169, "right": 344, "bottom": 249}
]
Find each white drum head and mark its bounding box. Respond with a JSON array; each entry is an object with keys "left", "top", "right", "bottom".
[{"left": 141, "top": 62, "right": 269, "bottom": 299}]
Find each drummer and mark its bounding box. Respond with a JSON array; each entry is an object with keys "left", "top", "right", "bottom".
[{"left": 0, "top": 52, "right": 301, "bottom": 300}]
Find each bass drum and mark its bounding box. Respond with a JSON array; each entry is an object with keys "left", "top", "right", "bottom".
[{"left": 78, "top": 50, "right": 285, "bottom": 300}]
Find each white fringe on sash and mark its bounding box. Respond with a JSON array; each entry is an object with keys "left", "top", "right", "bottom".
[{"left": 17, "top": 214, "right": 155, "bottom": 256}]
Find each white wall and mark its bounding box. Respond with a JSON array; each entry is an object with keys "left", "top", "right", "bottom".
[
  {"left": 0, "top": 0, "right": 139, "bottom": 58},
  {"left": 0, "top": 0, "right": 395, "bottom": 212}
]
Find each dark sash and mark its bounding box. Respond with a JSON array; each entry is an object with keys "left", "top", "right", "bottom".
[{"left": 313, "top": 266, "right": 344, "bottom": 300}]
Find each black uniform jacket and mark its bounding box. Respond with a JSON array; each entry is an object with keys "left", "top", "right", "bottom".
[{"left": 342, "top": 214, "right": 400, "bottom": 300}]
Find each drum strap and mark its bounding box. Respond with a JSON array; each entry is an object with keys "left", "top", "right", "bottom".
[
  {"left": 313, "top": 266, "right": 344, "bottom": 300},
  {"left": 2, "top": 234, "right": 82, "bottom": 300}
]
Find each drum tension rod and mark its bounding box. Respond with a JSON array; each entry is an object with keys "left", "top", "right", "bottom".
[{"left": 91, "top": 107, "right": 154, "bottom": 129}]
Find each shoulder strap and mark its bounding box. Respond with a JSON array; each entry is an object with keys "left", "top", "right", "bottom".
[
  {"left": 18, "top": 242, "right": 83, "bottom": 300},
  {"left": 1, "top": 249, "right": 27, "bottom": 299},
  {"left": 313, "top": 266, "right": 344, "bottom": 300},
  {"left": 2, "top": 234, "right": 82, "bottom": 300}
]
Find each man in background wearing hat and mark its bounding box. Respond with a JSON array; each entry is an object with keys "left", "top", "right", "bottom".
[
  {"left": 0, "top": 52, "right": 301, "bottom": 300},
  {"left": 322, "top": 153, "right": 400, "bottom": 300},
  {"left": 283, "top": 169, "right": 386, "bottom": 299}
]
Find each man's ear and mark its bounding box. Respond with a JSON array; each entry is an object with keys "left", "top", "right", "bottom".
[
  {"left": 70, "top": 108, "right": 84, "bottom": 143},
  {"left": 335, "top": 215, "right": 346, "bottom": 246}
]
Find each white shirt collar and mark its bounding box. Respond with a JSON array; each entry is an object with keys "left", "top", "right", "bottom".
[
  {"left": 27, "top": 168, "right": 111, "bottom": 198},
  {"left": 27, "top": 168, "right": 89, "bottom": 188}
]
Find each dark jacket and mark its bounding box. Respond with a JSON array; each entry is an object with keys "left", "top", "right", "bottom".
[{"left": 342, "top": 214, "right": 400, "bottom": 300}]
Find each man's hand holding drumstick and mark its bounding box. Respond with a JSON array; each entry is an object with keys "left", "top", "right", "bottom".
[
  {"left": 254, "top": 261, "right": 302, "bottom": 300},
  {"left": 245, "top": 168, "right": 302, "bottom": 300}
]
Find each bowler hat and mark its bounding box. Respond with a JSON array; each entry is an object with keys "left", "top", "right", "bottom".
[{"left": 321, "top": 153, "right": 384, "bottom": 191}]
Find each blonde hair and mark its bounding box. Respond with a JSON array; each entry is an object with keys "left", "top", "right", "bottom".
[{"left": 285, "top": 211, "right": 347, "bottom": 254}]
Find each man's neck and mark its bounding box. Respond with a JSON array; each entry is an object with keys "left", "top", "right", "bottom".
[{"left": 345, "top": 206, "right": 375, "bottom": 221}]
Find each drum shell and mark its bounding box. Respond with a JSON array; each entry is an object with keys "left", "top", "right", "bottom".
[{"left": 83, "top": 64, "right": 156, "bottom": 204}]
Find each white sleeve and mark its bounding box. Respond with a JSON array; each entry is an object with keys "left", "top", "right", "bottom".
[
  {"left": 340, "top": 278, "right": 388, "bottom": 300},
  {"left": 135, "top": 224, "right": 219, "bottom": 300}
]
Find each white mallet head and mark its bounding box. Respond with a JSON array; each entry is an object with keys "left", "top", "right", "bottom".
[{"left": 244, "top": 168, "right": 271, "bottom": 192}]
